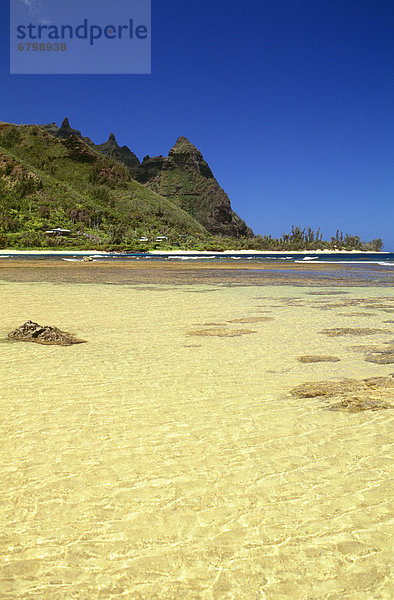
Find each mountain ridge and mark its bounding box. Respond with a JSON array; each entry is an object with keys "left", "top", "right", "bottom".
[
  {"left": 37, "top": 118, "right": 253, "bottom": 238},
  {"left": 0, "top": 122, "right": 210, "bottom": 249}
]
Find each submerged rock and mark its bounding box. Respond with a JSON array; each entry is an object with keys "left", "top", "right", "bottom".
[
  {"left": 298, "top": 355, "right": 340, "bottom": 363},
  {"left": 228, "top": 316, "right": 274, "bottom": 323},
  {"left": 319, "top": 327, "right": 389, "bottom": 337},
  {"left": 308, "top": 291, "right": 349, "bottom": 296},
  {"left": 8, "top": 320, "right": 87, "bottom": 346},
  {"left": 329, "top": 396, "right": 391, "bottom": 412},
  {"left": 316, "top": 298, "right": 394, "bottom": 310},
  {"left": 336, "top": 312, "right": 375, "bottom": 317},
  {"left": 187, "top": 328, "right": 256, "bottom": 337},
  {"left": 364, "top": 350, "right": 394, "bottom": 364},
  {"left": 291, "top": 374, "right": 393, "bottom": 398},
  {"left": 350, "top": 341, "right": 394, "bottom": 365},
  {"left": 290, "top": 374, "right": 393, "bottom": 412}
]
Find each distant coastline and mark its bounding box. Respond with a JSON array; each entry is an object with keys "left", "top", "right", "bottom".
[{"left": 0, "top": 249, "right": 391, "bottom": 256}]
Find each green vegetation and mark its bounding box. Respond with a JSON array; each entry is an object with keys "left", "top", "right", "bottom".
[
  {"left": 0, "top": 125, "right": 207, "bottom": 250},
  {"left": 0, "top": 124, "right": 384, "bottom": 252},
  {"left": 233, "top": 226, "right": 384, "bottom": 252}
]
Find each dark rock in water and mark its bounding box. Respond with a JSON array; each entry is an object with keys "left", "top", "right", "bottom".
[
  {"left": 308, "top": 291, "right": 349, "bottom": 296},
  {"left": 319, "top": 327, "right": 389, "bottom": 337},
  {"left": 298, "top": 355, "right": 341, "bottom": 363},
  {"left": 364, "top": 350, "right": 394, "bottom": 364},
  {"left": 329, "top": 397, "right": 391, "bottom": 412},
  {"left": 228, "top": 316, "right": 274, "bottom": 323},
  {"left": 315, "top": 298, "right": 394, "bottom": 311},
  {"left": 187, "top": 328, "right": 256, "bottom": 337},
  {"left": 290, "top": 374, "right": 393, "bottom": 413},
  {"left": 291, "top": 379, "right": 362, "bottom": 398},
  {"left": 350, "top": 340, "right": 394, "bottom": 364},
  {"left": 291, "top": 374, "right": 393, "bottom": 398},
  {"left": 336, "top": 312, "right": 375, "bottom": 317},
  {"left": 8, "top": 320, "right": 87, "bottom": 346}
]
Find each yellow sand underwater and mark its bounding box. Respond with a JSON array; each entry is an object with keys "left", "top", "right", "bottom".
[{"left": 0, "top": 281, "right": 393, "bottom": 599}]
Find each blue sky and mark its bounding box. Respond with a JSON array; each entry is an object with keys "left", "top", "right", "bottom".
[{"left": 1, "top": 0, "right": 393, "bottom": 248}]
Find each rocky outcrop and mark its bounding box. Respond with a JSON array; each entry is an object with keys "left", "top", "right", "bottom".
[
  {"left": 40, "top": 118, "right": 95, "bottom": 147},
  {"left": 168, "top": 136, "right": 215, "bottom": 178},
  {"left": 132, "top": 137, "right": 253, "bottom": 238},
  {"left": 96, "top": 133, "right": 140, "bottom": 168},
  {"left": 56, "top": 117, "right": 83, "bottom": 139},
  {"left": 39, "top": 120, "right": 140, "bottom": 169},
  {"left": 8, "top": 320, "right": 87, "bottom": 345}
]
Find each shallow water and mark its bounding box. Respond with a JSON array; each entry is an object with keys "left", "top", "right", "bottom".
[{"left": 0, "top": 282, "right": 393, "bottom": 599}]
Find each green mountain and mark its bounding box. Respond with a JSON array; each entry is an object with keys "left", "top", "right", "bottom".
[
  {"left": 0, "top": 119, "right": 382, "bottom": 251},
  {"left": 131, "top": 137, "right": 253, "bottom": 237},
  {"left": 38, "top": 118, "right": 253, "bottom": 238},
  {"left": 0, "top": 122, "right": 210, "bottom": 249},
  {"left": 96, "top": 133, "right": 140, "bottom": 170}
]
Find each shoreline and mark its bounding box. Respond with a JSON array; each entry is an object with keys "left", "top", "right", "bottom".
[
  {"left": 0, "top": 249, "right": 391, "bottom": 256},
  {"left": 1, "top": 258, "right": 393, "bottom": 287}
]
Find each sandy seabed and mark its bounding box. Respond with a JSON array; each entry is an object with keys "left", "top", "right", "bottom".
[{"left": 0, "top": 263, "right": 393, "bottom": 599}]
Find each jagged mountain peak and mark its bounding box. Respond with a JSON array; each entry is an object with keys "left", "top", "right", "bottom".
[
  {"left": 169, "top": 136, "right": 202, "bottom": 157},
  {"left": 133, "top": 136, "right": 253, "bottom": 238},
  {"left": 166, "top": 136, "right": 214, "bottom": 180},
  {"left": 56, "top": 117, "right": 84, "bottom": 140},
  {"left": 34, "top": 118, "right": 252, "bottom": 238},
  {"left": 96, "top": 133, "right": 140, "bottom": 168}
]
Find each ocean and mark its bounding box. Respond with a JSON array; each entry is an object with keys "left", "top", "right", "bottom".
[{"left": 0, "top": 251, "right": 394, "bottom": 265}]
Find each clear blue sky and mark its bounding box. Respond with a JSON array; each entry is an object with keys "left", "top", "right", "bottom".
[{"left": 1, "top": 0, "right": 393, "bottom": 248}]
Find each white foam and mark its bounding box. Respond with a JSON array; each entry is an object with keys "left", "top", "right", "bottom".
[{"left": 295, "top": 260, "right": 394, "bottom": 266}]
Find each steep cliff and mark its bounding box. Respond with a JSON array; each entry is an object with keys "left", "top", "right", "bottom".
[{"left": 132, "top": 137, "right": 253, "bottom": 237}]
